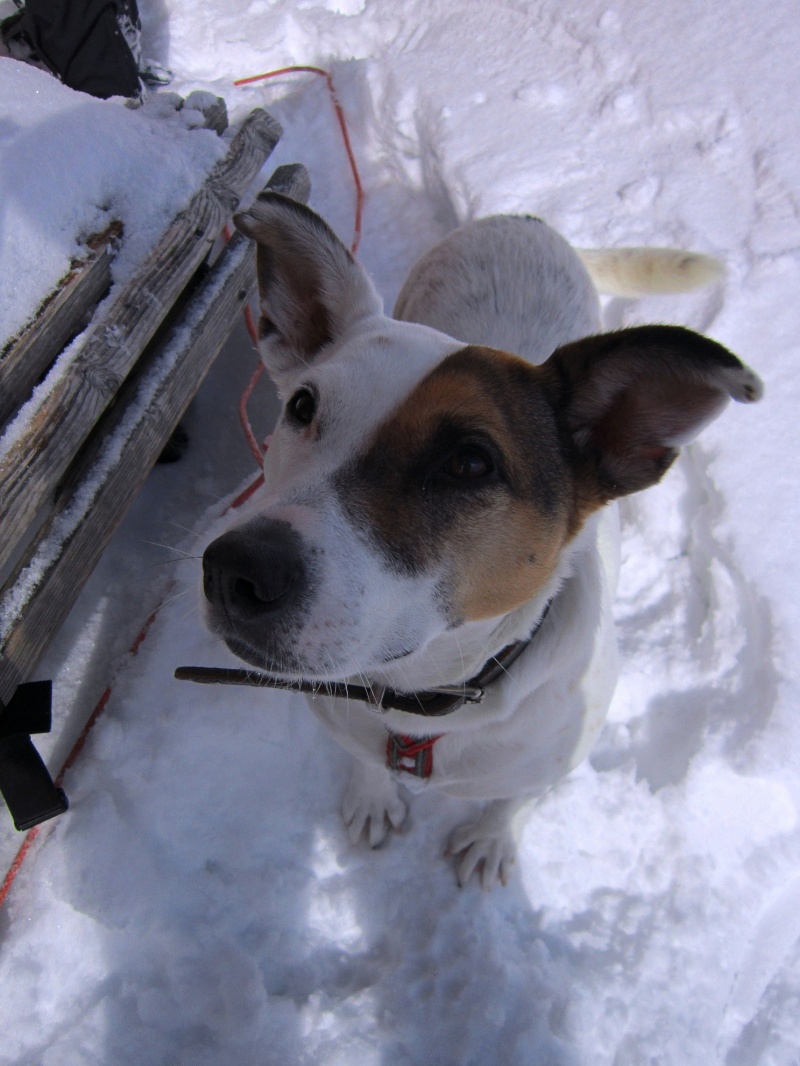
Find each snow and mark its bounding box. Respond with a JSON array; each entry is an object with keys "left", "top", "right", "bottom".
[
  {"left": 0, "top": 60, "right": 227, "bottom": 348},
  {"left": 1, "top": 1, "right": 800, "bottom": 1063}
]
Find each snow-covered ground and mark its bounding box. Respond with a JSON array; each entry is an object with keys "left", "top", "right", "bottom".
[{"left": 1, "top": 1, "right": 799, "bottom": 1062}]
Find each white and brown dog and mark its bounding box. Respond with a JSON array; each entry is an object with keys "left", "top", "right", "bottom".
[{"left": 200, "top": 193, "right": 762, "bottom": 888}]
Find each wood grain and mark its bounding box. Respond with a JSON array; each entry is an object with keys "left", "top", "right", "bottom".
[
  {"left": 0, "top": 236, "right": 255, "bottom": 703},
  {"left": 0, "top": 161, "right": 310, "bottom": 707},
  {"left": 0, "top": 108, "right": 282, "bottom": 578},
  {"left": 0, "top": 224, "right": 120, "bottom": 433}
]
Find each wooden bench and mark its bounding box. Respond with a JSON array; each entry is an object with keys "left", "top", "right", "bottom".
[{"left": 0, "top": 104, "right": 309, "bottom": 832}]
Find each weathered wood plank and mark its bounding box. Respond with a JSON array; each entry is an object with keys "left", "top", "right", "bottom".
[
  {"left": 0, "top": 224, "right": 121, "bottom": 432},
  {"left": 0, "top": 162, "right": 311, "bottom": 705},
  {"left": 263, "top": 162, "right": 312, "bottom": 202},
  {"left": 0, "top": 237, "right": 255, "bottom": 704},
  {"left": 0, "top": 108, "right": 282, "bottom": 578}
]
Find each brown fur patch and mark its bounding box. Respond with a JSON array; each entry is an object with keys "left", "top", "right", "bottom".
[
  {"left": 448, "top": 497, "right": 569, "bottom": 620},
  {"left": 337, "top": 346, "right": 575, "bottom": 621}
]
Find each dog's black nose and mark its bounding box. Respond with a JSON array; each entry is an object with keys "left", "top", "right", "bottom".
[{"left": 203, "top": 519, "right": 307, "bottom": 622}]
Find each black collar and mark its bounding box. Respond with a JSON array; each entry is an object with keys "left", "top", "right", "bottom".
[{"left": 176, "top": 602, "right": 550, "bottom": 718}]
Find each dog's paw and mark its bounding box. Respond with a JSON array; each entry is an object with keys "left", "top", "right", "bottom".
[
  {"left": 446, "top": 818, "right": 517, "bottom": 890},
  {"left": 342, "top": 766, "right": 408, "bottom": 849}
]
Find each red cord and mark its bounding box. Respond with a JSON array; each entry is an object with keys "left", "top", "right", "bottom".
[
  {"left": 239, "top": 368, "right": 266, "bottom": 465},
  {"left": 394, "top": 735, "right": 440, "bottom": 758},
  {"left": 243, "top": 303, "right": 260, "bottom": 347},
  {"left": 229, "top": 473, "right": 265, "bottom": 510},
  {"left": 386, "top": 733, "right": 442, "bottom": 779},
  {"left": 234, "top": 65, "right": 363, "bottom": 255},
  {"left": 0, "top": 827, "right": 39, "bottom": 909}
]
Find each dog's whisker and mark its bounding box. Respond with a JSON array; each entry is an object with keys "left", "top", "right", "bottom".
[
  {"left": 158, "top": 586, "right": 194, "bottom": 613},
  {"left": 451, "top": 632, "right": 468, "bottom": 690},
  {"left": 167, "top": 520, "right": 204, "bottom": 539},
  {"left": 141, "top": 537, "right": 197, "bottom": 558},
  {"left": 144, "top": 556, "right": 203, "bottom": 571},
  {"left": 202, "top": 490, "right": 232, "bottom": 505}
]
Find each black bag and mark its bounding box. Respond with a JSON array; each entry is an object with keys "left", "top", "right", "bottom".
[{"left": 20, "top": 0, "right": 142, "bottom": 99}]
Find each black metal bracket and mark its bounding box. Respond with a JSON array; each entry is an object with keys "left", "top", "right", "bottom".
[{"left": 0, "top": 680, "right": 69, "bottom": 832}]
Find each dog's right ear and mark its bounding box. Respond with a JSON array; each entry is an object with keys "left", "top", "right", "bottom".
[
  {"left": 234, "top": 192, "right": 382, "bottom": 376},
  {"left": 540, "top": 324, "right": 763, "bottom": 508}
]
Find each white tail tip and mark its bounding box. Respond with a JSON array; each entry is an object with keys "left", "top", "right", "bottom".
[{"left": 576, "top": 247, "right": 725, "bottom": 298}]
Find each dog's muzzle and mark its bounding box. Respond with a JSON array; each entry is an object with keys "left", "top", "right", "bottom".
[{"left": 202, "top": 518, "right": 310, "bottom": 658}]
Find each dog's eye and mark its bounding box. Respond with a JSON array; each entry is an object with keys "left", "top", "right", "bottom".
[
  {"left": 442, "top": 445, "right": 495, "bottom": 482},
  {"left": 286, "top": 387, "right": 317, "bottom": 426}
]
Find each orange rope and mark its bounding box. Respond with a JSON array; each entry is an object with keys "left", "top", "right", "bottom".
[
  {"left": 234, "top": 65, "right": 363, "bottom": 255},
  {"left": 238, "top": 310, "right": 266, "bottom": 466},
  {"left": 0, "top": 827, "right": 39, "bottom": 908}
]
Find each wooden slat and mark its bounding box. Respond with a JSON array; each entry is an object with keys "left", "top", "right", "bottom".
[
  {"left": 0, "top": 163, "right": 311, "bottom": 706},
  {"left": 0, "top": 237, "right": 254, "bottom": 704},
  {"left": 263, "top": 161, "right": 312, "bottom": 202},
  {"left": 0, "top": 108, "right": 282, "bottom": 578},
  {"left": 0, "top": 224, "right": 121, "bottom": 433}
]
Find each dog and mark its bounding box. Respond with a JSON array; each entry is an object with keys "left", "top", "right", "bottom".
[{"left": 201, "top": 193, "right": 762, "bottom": 888}]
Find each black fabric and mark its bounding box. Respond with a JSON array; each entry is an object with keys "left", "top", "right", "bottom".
[
  {"left": 0, "top": 681, "right": 68, "bottom": 832},
  {"left": 21, "top": 0, "right": 141, "bottom": 99},
  {"left": 0, "top": 679, "right": 53, "bottom": 737},
  {"left": 0, "top": 734, "right": 69, "bottom": 831}
]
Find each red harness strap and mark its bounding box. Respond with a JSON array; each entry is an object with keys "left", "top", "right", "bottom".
[{"left": 386, "top": 732, "right": 442, "bottom": 779}]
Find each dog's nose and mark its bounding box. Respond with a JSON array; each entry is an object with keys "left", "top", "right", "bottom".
[{"left": 203, "top": 519, "right": 307, "bottom": 621}]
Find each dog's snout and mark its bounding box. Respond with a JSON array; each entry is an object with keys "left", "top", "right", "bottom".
[{"left": 203, "top": 519, "right": 307, "bottom": 622}]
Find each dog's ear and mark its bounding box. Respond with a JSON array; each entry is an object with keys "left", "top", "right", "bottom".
[
  {"left": 541, "top": 325, "right": 762, "bottom": 503},
  {"left": 234, "top": 192, "right": 382, "bottom": 375}
]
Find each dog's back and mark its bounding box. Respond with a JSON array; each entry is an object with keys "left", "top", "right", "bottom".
[
  {"left": 394, "top": 216, "right": 601, "bottom": 363},
  {"left": 395, "top": 215, "right": 725, "bottom": 365}
]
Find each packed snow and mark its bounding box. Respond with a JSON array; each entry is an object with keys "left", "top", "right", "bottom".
[{"left": 1, "top": 0, "right": 799, "bottom": 1063}]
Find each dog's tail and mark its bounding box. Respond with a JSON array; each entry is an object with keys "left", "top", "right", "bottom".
[{"left": 575, "top": 247, "right": 724, "bottom": 298}]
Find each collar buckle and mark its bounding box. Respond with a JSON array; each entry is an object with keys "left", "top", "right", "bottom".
[
  {"left": 366, "top": 683, "right": 389, "bottom": 712},
  {"left": 428, "top": 683, "right": 484, "bottom": 703}
]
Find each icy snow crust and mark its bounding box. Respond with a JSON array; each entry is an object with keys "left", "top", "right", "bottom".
[{"left": 1, "top": 1, "right": 800, "bottom": 1063}]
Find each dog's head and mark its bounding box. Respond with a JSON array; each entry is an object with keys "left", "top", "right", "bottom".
[{"left": 202, "top": 193, "right": 761, "bottom": 683}]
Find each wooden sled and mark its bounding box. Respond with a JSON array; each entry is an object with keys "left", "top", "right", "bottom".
[{"left": 0, "top": 102, "right": 309, "bottom": 832}]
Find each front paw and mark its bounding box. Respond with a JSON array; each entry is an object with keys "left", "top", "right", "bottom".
[
  {"left": 446, "top": 818, "right": 517, "bottom": 890},
  {"left": 342, "top": 767, "right": 408, "bottom": 849}
]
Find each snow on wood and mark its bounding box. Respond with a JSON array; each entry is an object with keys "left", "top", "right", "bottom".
[
  {"left": 0, "top": 160, "right": 309, "bottom": 705},
  {"left": 0, "top": 108, "right": 282, "bottom": 579}
]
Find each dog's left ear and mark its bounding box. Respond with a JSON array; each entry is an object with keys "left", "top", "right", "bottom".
[
  {"left": 234, "top": 192, "right": 382, "bottom": 376},
  {"left": 541, "top": 325, "right": 763, "bottom": 501}
]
